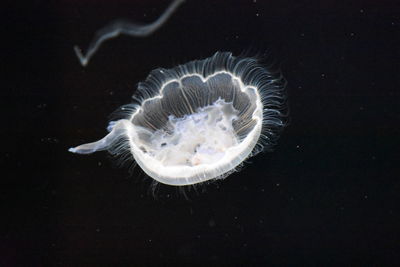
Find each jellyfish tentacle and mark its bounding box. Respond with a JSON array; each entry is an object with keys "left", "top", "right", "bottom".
[
  {"left": 69, "top": 120, "right": 130, "bottom": 154},
  {"left": 74, "top": 0, "right": 185, "bottom": 67}
]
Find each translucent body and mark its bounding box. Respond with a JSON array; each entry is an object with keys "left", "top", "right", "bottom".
[
  {"left": 70, "top": 52, "right": 286, "bottom": 186},
  {"left": 142, "top": 99, "right": 239, "bottom": 167}
]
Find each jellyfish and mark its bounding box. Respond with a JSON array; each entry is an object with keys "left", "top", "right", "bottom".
[
  {"left": 69, "top": 52, "right": 286, "bottom": 186},
  {"left": 74, "top": 0, "right": 185, "bottom": 66}
]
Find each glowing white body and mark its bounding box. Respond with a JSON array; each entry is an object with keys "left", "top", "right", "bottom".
[{"left": 70, "top": 52, "right": 286, "bottom": 186}]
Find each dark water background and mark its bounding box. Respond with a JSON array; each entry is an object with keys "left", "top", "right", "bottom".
[{"left": 3, "top": 0, "right": 400, "bottom": 265}]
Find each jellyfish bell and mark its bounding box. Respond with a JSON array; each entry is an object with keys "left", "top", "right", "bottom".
[{"left": 70, "top": 52, "right": 287, "bottom": 186}]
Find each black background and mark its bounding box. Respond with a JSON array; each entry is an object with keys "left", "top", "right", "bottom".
[{"left": 3, "top": 0, "right": 400, "bottom": 265}]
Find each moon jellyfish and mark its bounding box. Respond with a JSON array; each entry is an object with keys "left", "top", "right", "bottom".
[
  {"left": 69, "top": 52, "right": 287, "bottom": 186},
  {"left": 74, "top": 0, "right": 184, "bottom": 66}
]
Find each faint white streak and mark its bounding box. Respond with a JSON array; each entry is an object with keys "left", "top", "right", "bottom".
[{"left": 74, "top": 0, "right": 185, "bottom": 67}]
